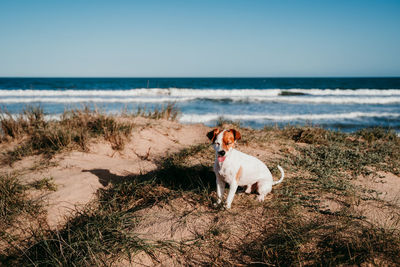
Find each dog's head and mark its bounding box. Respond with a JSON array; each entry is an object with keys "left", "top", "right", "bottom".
[{"left": 207, "top": 128, "right": 241, "bottom": 162}]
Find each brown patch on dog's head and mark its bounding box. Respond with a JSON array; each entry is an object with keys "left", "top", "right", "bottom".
[
  {"left": 222, "top": 130, "right": 235, "bottom": 151},
  {"left": 206, "top": 128, "right": 220, "bottom": 143},
  {"left": 229, "top": 129, "right": 241, "bottom": 141},
  {"left": 220, "top": 129, "right": 241, "bottom": 151}
]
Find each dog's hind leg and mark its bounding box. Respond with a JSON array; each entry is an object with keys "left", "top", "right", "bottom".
[
  {"left": 246, "top": 182, "right": 258, "bottom": 194},
  {"left": 245, "top": 184, "right": 252, "bottom": 194},
  {"left": 257, "top": 180, "right": 272, "bottom": 202}
]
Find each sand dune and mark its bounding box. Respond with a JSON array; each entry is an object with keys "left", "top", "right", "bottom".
[{"left": 1, "top": 117, "right": 399, "bottom": 265}]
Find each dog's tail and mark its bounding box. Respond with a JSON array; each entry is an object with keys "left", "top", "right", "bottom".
[{"left": 272, "top": 165, "right": 285, "bottom": 186}]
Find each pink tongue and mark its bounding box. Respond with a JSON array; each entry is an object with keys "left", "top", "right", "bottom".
[{"left": 218, "top": 156, "right": 226, "bottom": 162}]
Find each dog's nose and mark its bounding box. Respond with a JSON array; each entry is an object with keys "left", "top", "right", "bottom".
[{"left": 218, "top": 150, "right": 225, "bottom": 156}]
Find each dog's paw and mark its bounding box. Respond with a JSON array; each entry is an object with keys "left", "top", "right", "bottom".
[
  {"left": 257, "top": 195, "right": 265, "bottom": 202},
  {"left": 213, "top": 199, "right": 223, "bottom": 208},
  {"left": 224, "top": 204, "right": 231, "bottom": 209}
]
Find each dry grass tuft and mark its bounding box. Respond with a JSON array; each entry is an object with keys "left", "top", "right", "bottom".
[
  {"left": 132, "top": 103, "right": 180, "bottom": 121},
  {"left": 0, "top": 173, "right": 42, "bottom": 230},
  {"left": 1, "top": 120, "right": 400, "bottom": 266},
  {"left": 29, "top": 177, "right": 57, "bottom": 192},
  {"left": 1, "top": 107, "right": 134, "bottom": 164}
]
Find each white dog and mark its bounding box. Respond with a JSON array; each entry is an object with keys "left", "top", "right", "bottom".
[{"left": 207, "top": 128, "right": 284, "bottom": 209}]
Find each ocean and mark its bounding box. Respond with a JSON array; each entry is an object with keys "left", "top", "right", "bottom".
[{"left": 1, "top": 77, "right": 400, "bottom": 133}]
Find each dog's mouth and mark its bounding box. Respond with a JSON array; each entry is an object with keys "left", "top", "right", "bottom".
[{"left": 217, "top": 155, "right": 226, "bottom": 162}]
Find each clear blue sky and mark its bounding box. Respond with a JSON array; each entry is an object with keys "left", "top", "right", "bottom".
[{"left": 0, "top": 0, "right": 399, "bottom": 77}]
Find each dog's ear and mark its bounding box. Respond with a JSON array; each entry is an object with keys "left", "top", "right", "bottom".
[
  {"left": 230, "top": 129, "right": 241, "bottom": 141},
  {"left": 206, "top": 129, "right": 220, "bottom": 142}
]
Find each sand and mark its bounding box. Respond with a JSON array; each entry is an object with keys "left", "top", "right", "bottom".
[
  {"left": 1, "top": 117, "right": 208, "bottom": 228},
  {"left": 1, "top": 118, "right": 399, "bottom": 265},
  {"left": 2, "top": 118, "right": 399, "bottom": 228}
]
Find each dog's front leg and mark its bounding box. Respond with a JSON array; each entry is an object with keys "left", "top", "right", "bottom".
[
  {"left": 216, "top": 175, "right": 225, "bottom": 205},
  {"left": 225, "top": 181, "right": 238, "bottom": 209}
]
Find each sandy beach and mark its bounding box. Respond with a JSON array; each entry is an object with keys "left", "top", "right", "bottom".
[{"left": 1, "top": 110, "right": 399, "bottom": 266}]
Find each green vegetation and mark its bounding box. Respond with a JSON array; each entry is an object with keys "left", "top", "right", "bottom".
[
  {"left": 0, "top": 172, "right": 49, "bottom": 262},
  {"left": 7, "top": 200, "right": 159, "bottom": 266},
  {"left": 29, "top": 177, "right": 57, "bottom": 192},
  {"left": 132, "top": 103, "right": 180, "bottom": 121},
  {"left": 1, "top": 104, "right": 181, "bottom": 165},
  {"left": 252, "top": 126, "right": 400, "bottom": 266},
  {"left": 0, "top": 173, "right": 42, "bottom": 231},
  {"left": 1, "top": 107, "right": 133, "bottom": 164},
  {"left": 1, "top": 147, "right": 213, "bottom": 266},
  {"left": 1, "top": 117, "right": 399, "bottom": 266}
]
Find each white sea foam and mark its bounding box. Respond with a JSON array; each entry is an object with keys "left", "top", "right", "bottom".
[
  {"left": 0, "top": 113, "right": 62, "bottom": 121},
  {"left": 1, "top": 95, "right": 400, "bottom": 105},
  {"left": 2, "top": 112, "right": 399, "bottom": 124},
  {"left": 0, "top": 89, "right": 172, "bottom": 97},
  {"left": 243, "top": 96, "right": 400, "bottom": 104},
  {"left": 280, "top": 88, "right": 400, "bottom": 96},
  {"left": 1, "top": 88, "right": 400, "bottom": 105},
  {"left": 179, "top": 112, "right": 400, "bottom": 123},
  {"left": 1, "top": 88, "right": 400, "bottom": 97},
  {"left": 0, "top": 97, "right": 195, "bottom": 103}
]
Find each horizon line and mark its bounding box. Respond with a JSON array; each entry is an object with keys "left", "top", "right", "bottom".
[{"left": 1, "top": 76, "right": 400, "bottom": 79}]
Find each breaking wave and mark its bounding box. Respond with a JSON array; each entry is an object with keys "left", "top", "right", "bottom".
[
  {"left": 1, "top": 88, "right": 400, "bottom": 97},
  {"left": 1, "top": 88, "right": 400, "bottom": 105},
  {"left": 179, "top": 112, "right": 400, "bottom": 123},
  {"left": 1, "top": 96, "right": 399, "bottom": 105}
]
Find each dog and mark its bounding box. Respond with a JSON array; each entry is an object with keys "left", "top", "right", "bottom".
[{"left": 207, "top": 128, "right": 284, "bottom": 209}]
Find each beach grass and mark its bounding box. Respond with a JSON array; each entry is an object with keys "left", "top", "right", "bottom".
[
  {"left": 132, "top": 102, "right": 180, "bottom": 121},
  {"left": 28, "top": 177, "right": 57, "bottom": 192},
  {"left": 0, "top": 113, "right": 399, "bottom": 265},
  {"left": 0, "top": 173, "right": 42, "bottom": 231},
  {"left": 0, "top": 173, "right": 48, "bottom": 263},
  {"left": 1, "top": 105, "right": 180, "bottom": 163},
  {"left": 244, "top": 126, "right": 400, "bottom": 266},
  {"left": 8, "top": 200, "right": 160, "bottom": 266},
  {"left": 1, "top": 105, "right": 180, "bottom": 165}
]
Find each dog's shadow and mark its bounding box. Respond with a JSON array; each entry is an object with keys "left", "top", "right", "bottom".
[
  {"left": 83, "top": 158, "right": 216, "bottom": 193},
  {"left": 82, "top": 169, "right": 126, "bottom": 187},
  {"left": 84, "top": 165, "right": 254, "bottom": 196}
]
